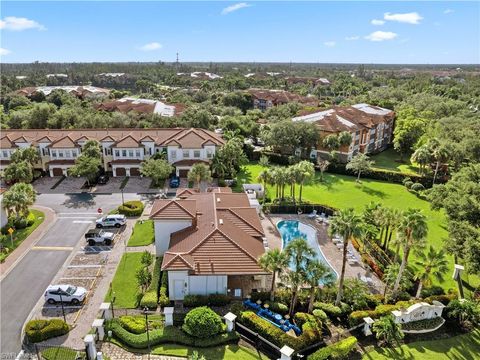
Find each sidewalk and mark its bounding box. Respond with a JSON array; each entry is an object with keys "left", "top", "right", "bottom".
[{"left": 0, "top": 205, "right": 56, "bottom": 279}]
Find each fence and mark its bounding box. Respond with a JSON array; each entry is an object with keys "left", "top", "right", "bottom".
[
  {"left": 34, "top": 343, "right": 87, "bottom": 360},
  {"left": 265, "top": 203, "right": 336, "bottom": 216},
  {"left": 235, "top": 322, "right": 281, "bottom": 359}
]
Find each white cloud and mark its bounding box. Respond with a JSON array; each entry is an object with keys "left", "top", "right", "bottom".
[
  {"left": 0, "top": 48, "right": 12, "bottom": 56},
  {"left": 444, "top": 9, "right": 454, "bottom": 14},
  {"left": 365, "top": 31, "right": 398, "bottom": 42},
  {"left": 221, "top": 3, "right": 251, "bottom": 15},
  {"left": 324, "top": 41, "right": 336, "bottom": 47},
  {"left": 371, "top": 19, "right": 385, "bottom": 26},
  {"left": 0, "top": 16, "right": 46, "bottom": 31},
  {"left": 139, "top": 42, "right": 162, "bottom": 51},
  {"left": 345, "top": 36, "right": 360, "bottom": 41},
  {"left": 384, "top": 12, "right": 423, "bottom": 24}
]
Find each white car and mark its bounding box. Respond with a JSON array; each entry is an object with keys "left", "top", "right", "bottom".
[
  {"left": 96, "top": 214, "right": 126, "bottom": 228},
  {"left": 44, "top": 285, "right": 87, "bottom": 305}
]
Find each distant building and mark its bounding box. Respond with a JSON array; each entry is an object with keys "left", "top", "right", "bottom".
[
  {"left": 292, "top": 103, "right": 395, "bottom": 161},
  {"left": 15, "top": 86, "right": 110, "bottom": 100},
  {"left": 97, "top": 73, "right": 126, "bottom": 77},
  {"left": 96, "top": 97, "right": 183, "bottom": 117},
  {"left": 248, "top": 88, "right": 317, "bottom": 110},
  {"left": 177, "top": 72, "right": 223, "bottom": 80},
  {"left": 46, "top": 74, "right": 68, "bottom": 78}
]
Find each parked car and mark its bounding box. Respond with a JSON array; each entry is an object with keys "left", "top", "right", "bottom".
[
  {"left": 96, "top": 214, "right": 126, "bottom": 228},
  {"left": 44, "top": 285, "right": 87, "bottom": 305},
  {"left": 97, "top": 174, "right": 110, "bottom": 185},
  {"left": 169, "top": 176, "right": 180, "bottom": 188},
  {"left": 85, "top": 228, "right": 114, "bottom": 246}
]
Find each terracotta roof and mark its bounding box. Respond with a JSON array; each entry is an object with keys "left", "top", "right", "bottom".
[
  {"left": 113, "top": 135, "right": 141, "bottom": 148},
  {"left": 1, "top": 128, "right": 225, "bottom": 149},
  {"left": 150, "top": 199, "right": 197, "bottom": 220},
  {"left": 248, "top": 89, "right": 316, "bottom": 105},
  {"left": 152, "top": 191, "right": 266, "bottom": 275},
  {"left": 206, "top": 187, "right": 233, "bottom": 193},
  {"left": 293, "top": 104, "right": 395, "bottom": 133},
  {"left": 172, "top": 159, "right": 210, "bottom": 167},
  {"left": 176, "top": 188, "right": 199, "bottom": 198},
  {"left": 0, "top": 136, "right": 17, "bottom": 148},
  {"left": 49, "top": 136, "right": 79, "bottom": 149}
]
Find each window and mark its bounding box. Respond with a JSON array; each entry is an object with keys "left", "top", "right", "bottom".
[
  {"left": 58, "top": 151, "right": 64, "bottom": 158},
  {"left": 2, "top": 151, "right": 7, "bottom": 158},
  {"left": 193, "top": 150, "right": 200, "bottom": 158},
  {"left": 170, "top": 150, "right": 176, "bottom": 160},
  {"left": 128, "top": 150, "right": 134, "bottom": 157},
  {"left": 51, "top": 150, "right": 57, "bottom": 158},
  {"left": 135, "top": 150, "right": 141, "bottom": 158},
  {"left": 107, "top": 148, "right": 111, "bottom": 155},
  {"left": 183, "top": 150, "right": 189, "bottom": 158},
  {"left": 65, "top": 150, "right": 71, "bottom": 158},
  {"left": 42, "top": 148, "right": 48, "bottom": 156},
  {"left": 115, "top": 150, "right": 120, "bottom": 157},
  {"left": 122, "top": 150, "right": 127, "bottom": 157},
  {"left": 206, "top": 150, "right": 213, "bottom": 159}
]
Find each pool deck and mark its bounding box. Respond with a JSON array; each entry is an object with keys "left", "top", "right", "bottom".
[{"left": 264, "top": 214, "right": 384, "bottom": 294}]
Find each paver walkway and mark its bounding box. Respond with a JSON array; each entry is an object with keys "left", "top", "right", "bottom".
[
  {"left": 0, "top": 205, "right": 56, "bottom": 278},
  {"left": 98, "top": 342, "right": 185, "bottom": 360}
]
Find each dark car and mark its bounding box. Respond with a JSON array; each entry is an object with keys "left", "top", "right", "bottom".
[
  {"left": 97, "top": 174, "right": 110, "bottom": 185},
  {"left": 169, "top": 176, "right": 180, "bottom": 188}
]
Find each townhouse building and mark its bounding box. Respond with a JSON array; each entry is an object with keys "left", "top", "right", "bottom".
[
  {"left": 248, "top": 89, "right": 317, "bottom": 111},
  {"left": 292, "top": 103, "right": 395, "bottom": 161},
  {"left": 0, "top": 128, "right": 224, "bottom": 177},
  {"left": 15, "top": 86, "right": 110, "bottom": 100}
]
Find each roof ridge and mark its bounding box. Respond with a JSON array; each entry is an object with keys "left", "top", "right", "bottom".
[
  {"left": 225, "top": 208, "right": 264, "bottom": 235},
  {"left": 163, "top": 252, "right": 194, "bottom": 270},
  {"left": 173, "top": 199, "right": 196, "bottom": 218}
]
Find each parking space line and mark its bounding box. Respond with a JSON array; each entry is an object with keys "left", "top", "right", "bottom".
[
  {"left": 60, "top": 276, "right": 97, "bottom": 280},
  {"left": 67, "top": 264, "right": 102, "bottom": 268},
  {"left": 73, "top": 220, "right": 94, "bottom": 223},
  {"left": 32, "top": 246, "right": 74, "bottom": 251},
  {"left": 58, "top": 216, "right": 97, "bottom": 219},
  {"left": 43, "top": 305, "right": 83, "bottom": 309}
]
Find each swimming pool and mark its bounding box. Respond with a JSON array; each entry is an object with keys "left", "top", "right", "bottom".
[{"left": 277, "top": 219, "right": 338, "bottom": 284}]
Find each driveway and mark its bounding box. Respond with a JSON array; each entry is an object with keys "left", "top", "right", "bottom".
[
  {"left": 92, "top": 177, "right": 125, "bottom": 194},
  {"left": 54, "top": 177, "right": 88, "bottom": 193},
  {"left": 123, "top": 177, "right": 158, "bottom": 194},
  {"left": 33, "top": 177, "right": 63, "bottom": 194}
]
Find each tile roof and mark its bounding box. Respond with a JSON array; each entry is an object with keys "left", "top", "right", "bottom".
[
  {"left": 0, "top": 136, "right": 17, "bottom": 148},
  {"left": 49, "top": 136, "right": 79, "bottom": 148},
  {"left": 113, "top": 135, "right": 141, "bottom": 148},
  {"left": 150, "top": 199, "right": 197, "bottom": 220},
  {"left": 248, "top": 88, "right": 316, "bottom": 105},
  {"left": 176, "top": 188, "right": 199, "bottom": 198},
  {"left": 95, "top": 97, "right": 182, "bottom": 117},
  {"left": 1, "top": 128, "right": 224, "bottom": 149},
  {"left": 151, "top": 191, "right": 266, "bottom": 275},
  {"left": 172, "top": 159, "right": 210, "bottom": 167},
  {"left": 292, "top": 104, "right": 394, "bottom": 133}
]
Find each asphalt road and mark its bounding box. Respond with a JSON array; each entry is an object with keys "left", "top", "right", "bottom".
[{"left": 0, "top": 192, "right": 152, "bottom": 355}]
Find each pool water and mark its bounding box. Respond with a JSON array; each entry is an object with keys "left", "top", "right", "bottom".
[{"left": 277, "top": 220, "right": 338, "bottom": 284}]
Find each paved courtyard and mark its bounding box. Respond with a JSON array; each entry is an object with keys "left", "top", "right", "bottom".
[{"left": 32, "top": 177, "right": 62, "bottom": 194}]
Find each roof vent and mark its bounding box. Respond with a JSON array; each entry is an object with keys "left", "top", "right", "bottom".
[{"left": 219, "top": 219, "right": 223, "bottom": 225}]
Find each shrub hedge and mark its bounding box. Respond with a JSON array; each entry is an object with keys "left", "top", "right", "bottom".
[
  {"left": 313, "top": 309, "right": 328, "bottom": 323},
  {"left": 309, "top": 336, "right": 358, "bottom": 360},
  {"left": 182, "top": 307, "right": 225, "bottom": 338},
  {"left": 183, "top": 294, "right": 230, "bottom": 308},
  {"left": 239, "top": 311, "right": 321, "bottom": 350},
  {"left": 140, "top": 257, "right": 162, "bottom": 309},
  {"left": 349, "top": 300, "right": 420, "bottom": 326},
  {"left": 25, "top": 319, "right": 69, "bottom": 343},
  {"left": 158, "top": 270, "right": 170, "bottom": 307},
  {"left": 119, "top": 316, "right": 146, "bottom": 334},
  {"left": 107, "top": 318, "right": 238, "bottom": 349},
  {"left": 265, "top": 301, "right": 289, "bottom": 314},
  {"left": 313, "top": 302, "right": 342, "bottom": 319},
  {"left": 401, "top": 317, "right": 444, "bottom": 331},
  {"left": 118, "top": 201, "right": 144, "bottom": 217},
  {"left": 424, "top": 293, "right": 457, "bottom": 305},
  {"left": 2, "top": 212, "right": 36, "bottom": 234}
]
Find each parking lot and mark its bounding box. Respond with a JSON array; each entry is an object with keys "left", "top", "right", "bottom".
[
  {"left": 33, "top": 177, "right": 63, "bottom": 194},
  {"left": 92, "top": 177, "right": 125, "bottom": 194},
  {"left": 33, "top": 176, "right": 88, "bottom": 194},
  {"left": 122, "top": 176, "right": 159, "bottom": 194}
]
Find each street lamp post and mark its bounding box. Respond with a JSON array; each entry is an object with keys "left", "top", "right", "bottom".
[
  {"left": 144, "top": 307, "right": 151, "bottom": 359},
  {"left": 121, "top": 188, "right": 125, "bottom": 207},
  {"left": 58, "top": 291, "right": 66, "bottom": 323},
  {"left": 111, "top": 293, "right": 116, "bottom": 319}
]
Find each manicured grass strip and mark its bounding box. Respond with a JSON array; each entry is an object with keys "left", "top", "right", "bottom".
[
  {"left": 237, "top": 163, "right": 479, "bottom": 290},
  {"left": 105, "top": 252, "right": 144, "bottom": 308},
  {"left": 0, "top": 209, "right": 45, "bottom": 263},
  {"left": 370, "top": 148, "right": 420, "bottom": 175},
  {"left": 41, "top": 347, "right": 86, "bottom": 360},
  {"left": 120, "top": 177, "right": 129, "bottom": 190},
  {"left": 152, "top": 344, "right": 268, "bottom": 359},
  {"left": 127, "top": 220, "right": 154, "bottom": 247},
  {"left": 363, "top": 328, "right": 480, "bottom": 360}
]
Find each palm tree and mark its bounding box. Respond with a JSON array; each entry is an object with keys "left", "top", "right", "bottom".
[
  {"left": 428, "top": 139, "right": 451, "bottom": 185},
  {"left": 295, "top": 161, "right": 315, "bottom": 203},
  {"left": 411, "top": 145, "right": 430, "bottom": 176},
  {"left": 304, "top": 259, "right": 334, "bottom": 313},
  {"left": 413, "top": 246, "right": 449, "bottom": 298},
  {"left": 373, "top": 315, "right": 404, "bottom": 346},
  {"left": 2, "top": 182, "right": 36, "bottom": 219},
  {"left": 187, "top": 163, "right": 212, "bottom": 190},
  {"left": 284, "top": 238, "right": 315, "bottom": 316},
  {"left": 258, "top": 249, "right": 290, "bottom": 301},
  {"left": 328, "top": 208, "right": 364, "bottom": 306},
  {"left": 256, "top": 170, "right": 271, "bottom": 205},
  {"left": 286, "top": 166, "right": 297, "bottom": 201},
  {"left": 392, "top": 209, "right": 428, "bottom": 293},
  {"left": 211, "top": 155, "right": 228, "bottom": 179}
]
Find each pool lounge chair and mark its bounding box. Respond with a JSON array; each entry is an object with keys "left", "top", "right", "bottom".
[{"left": 307, "top": 210, "right": 318, "bottom": 218}]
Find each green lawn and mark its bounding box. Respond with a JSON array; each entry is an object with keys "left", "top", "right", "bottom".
[
  {"left": 41, "top": 347, "right": 86, "bottom": 360},
  {"left": 105, "top": 252, "right": 144, "bottom": 308},
  {"left": 0, "top": 209, "right": 45, "bottom": 262},
  {"left": 238, "top": 163, "right": 479, "bottom": 290},
  {"left": 152, "top": 343, "right": 268, "bottom": 360},
  {"left": 363, "top": 329, "right": 480, "bottom": 360},
  {"left": 370, "top": 148, "right": 420, "bottom": 175},
  {"left": 127, "top": 220, "right": 154, "bottom": 247}
]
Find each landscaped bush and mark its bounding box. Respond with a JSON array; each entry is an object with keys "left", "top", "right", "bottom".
[
  {"left": 106, "top": 318, "right": 238, "bottom": 349},
  {"left": 401, "top": 317, "right": 444, "bottom": 331},
  {"left": 360, "top": 253, "right": 384, "bottom": 279},
  {"left": 411, "top": 183, "right": 425, "bottom": 192},
  {"left": 249, "top": 291, "right": 271, "bottom": 303},
  {"left": 349, "top": 300, "right": 420, "bottom": 326},
  {"left": 158, "top": 270, "right": 170, "bottom": 307},
  {"left": 420, "top": 285, "right": 445, "bottom": 298},
  {"left": 313, "top": 302, "right": 342, "bottom": 319},
  {"left": 265, "top": 301, "right": 289, "bottom": 314},
  {"left": 182, "top": 307, "right": 225, "bottom": 338},
  {"left": 313, "top": 309, "right": 328, "bottom": 323},
  {"left": 445, "top": 299, "right": 480, "bottom": 326},
  {"left": 139, "top": 291, "right": 158, "bottom": 309},
  {"left": 424, "top": 293, "right": 457, "bottom": 305},
  {"left": 239, "top": 311, "right": 321, "bottom": 350},
  {"left": 118, "top": 201, "right": 144, "bottom": 217},
  {"left": 140, "top": 257, "right": 162, "bottom": 309},
  {"left": 119, "top": 316, "right": 146, "bottom": 334},
  {"left": 183, "top": 295, "right": 209, "bottom": 308},
  {"left": 207, "top": 294, "right": 231, "bottom": 306},
  {"left": 2, "top": 212, "right": 36, "bottom": 233},
  {"left": 404, "top": 180, "right": 414, "bottom": 189},
  {"left": 309, "top": 336, "right": 358, "bottom": 360},
  {"left": 25, "top": 319, "right": 69, "bottom": 343}
]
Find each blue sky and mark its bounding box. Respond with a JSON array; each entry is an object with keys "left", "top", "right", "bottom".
[{"left": 1, "top": 1, "right": 479, "bottom": 64}]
